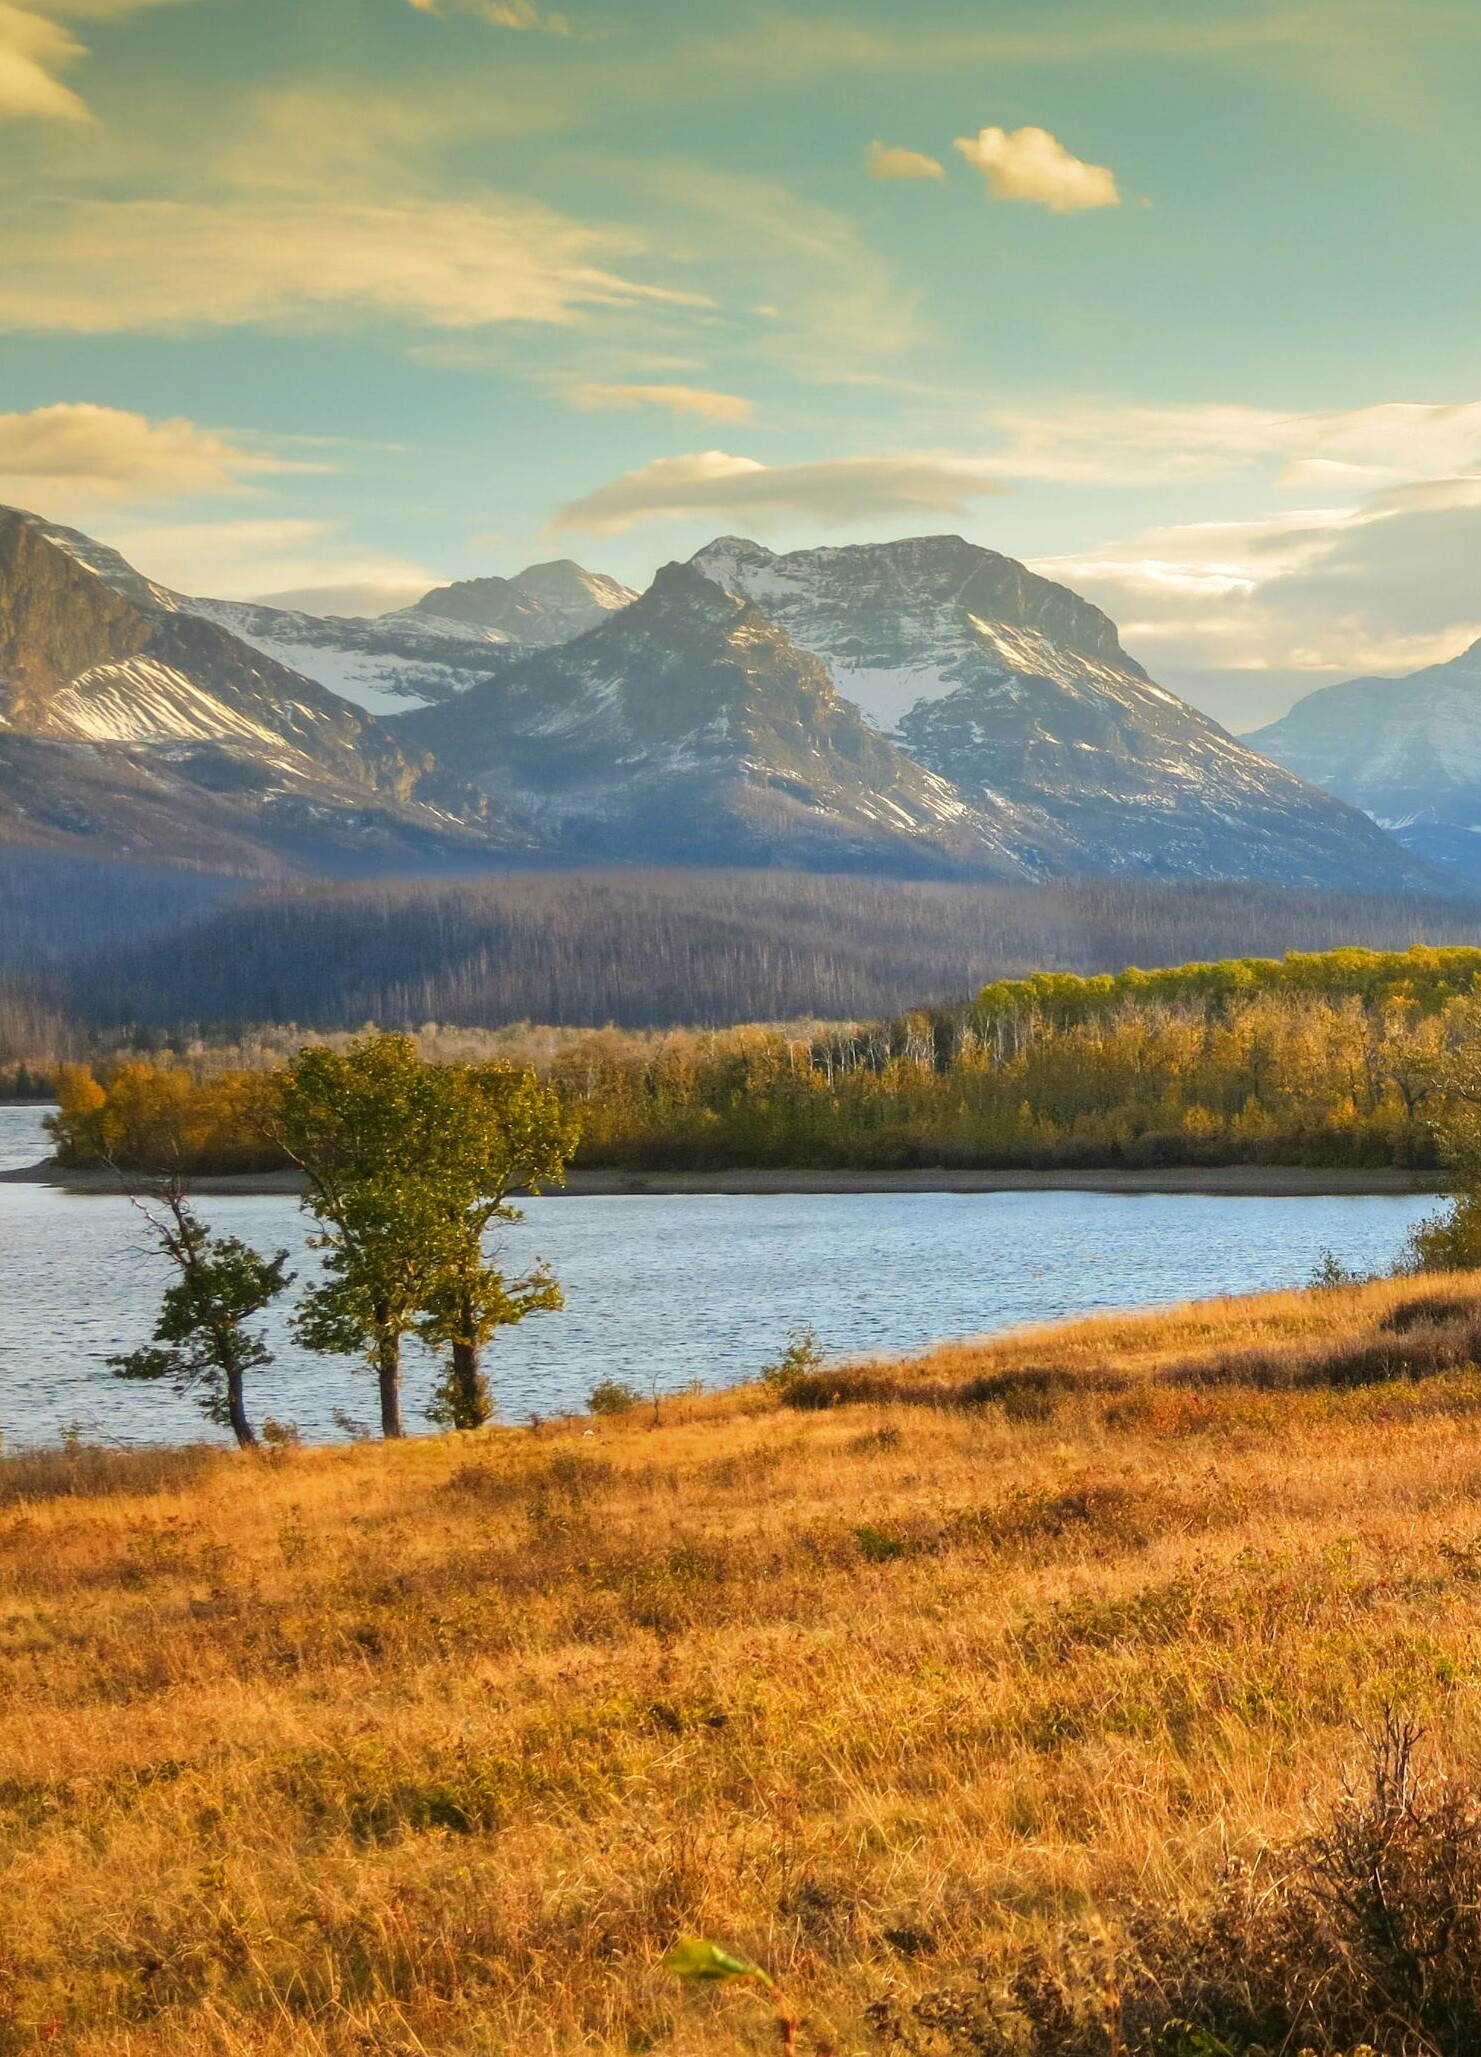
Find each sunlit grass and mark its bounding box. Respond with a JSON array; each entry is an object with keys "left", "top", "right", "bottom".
[{"left": 4, "top": 1271, "right": 1481, "bottom": 2051}]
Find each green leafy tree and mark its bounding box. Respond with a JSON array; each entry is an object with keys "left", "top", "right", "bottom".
[
  {"left": 273, "top": 1035, "right": 578, "bottom": 1438},
  {"left": 274, "top": 1037, "right": 446, "bottom": 1438},
  {"left": 421, "top": 1249, "right": 563, "bottom": 1430},
  {"left": 290, "top": 1178, "right": 451, "bottom": 1437},
  {"left": 413, "top": 1060, "right": 577, "bottom": 1431},
  {"left": 110, "top": 1188, "right": 291, "bottom": 1449}
]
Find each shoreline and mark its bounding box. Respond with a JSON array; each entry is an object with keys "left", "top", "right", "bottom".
[{"left": 0, "top": 1159, "right": 1450, "bottom": 1199}]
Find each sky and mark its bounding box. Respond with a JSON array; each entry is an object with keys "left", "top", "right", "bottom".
[{"left": 3, "top": 0, "right": 1481, "bottom": 728}]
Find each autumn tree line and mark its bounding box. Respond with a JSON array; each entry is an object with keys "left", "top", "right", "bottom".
[
  {"left": 49, "top": 946, "right": 1481, "bottom": 1185},
  {"left": 81, "top": 1036, "right": 576, "bottom": 1451}
]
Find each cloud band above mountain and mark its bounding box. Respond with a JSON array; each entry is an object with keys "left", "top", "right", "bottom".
[{"left": 550, "top": 449, "right": 1007, "bottom": 535}]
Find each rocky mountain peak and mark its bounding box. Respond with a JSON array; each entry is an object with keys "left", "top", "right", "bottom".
[
  {"left": 407, "top": 556, "right": 636, "bottom": 644},
  {"left": 689, "top": 530, "right": 1139, "bottom": 732}
]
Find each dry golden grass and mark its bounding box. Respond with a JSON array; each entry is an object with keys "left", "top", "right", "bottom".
[{"left": 7, "top": 1273, "right": 1481, "bottom": 2054}]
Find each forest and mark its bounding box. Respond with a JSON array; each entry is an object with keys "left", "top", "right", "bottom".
[
  {"left": 43, "top": 944, "right": 1481, "bottom": 1174},
  {"left": 13, "top": 862, "right": 1481, "bottom": 1040}
]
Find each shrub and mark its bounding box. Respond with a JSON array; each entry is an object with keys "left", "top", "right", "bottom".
[
  {"left": 869, "top": 1721, "right": 1481, "bottom": 2057},
  {"left": 587, "top": 1379, "right": 639, "bottom": 1416},
  {"left": 761, "top": 1325, "right": 827, "bottom": 1395}
]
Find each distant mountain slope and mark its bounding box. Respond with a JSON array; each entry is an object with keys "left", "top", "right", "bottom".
[
  {"left": 178, "top": 597, "right": 522, "bottom": 715},
  {"left": 1246, "top": 641, "right": 1481, "bottom": 883},
  {"left": 166, "top": 560, "right": 634, "bottom": 717},
  {"left": 401, "top": 561, "right": 1034, "bottom": 877},
  {"left": 693, "top": 533, "right": 1434, "bottom": 890},
  {"left": 0, "top": 507, "right": 528, "bottom": 874},
  {"left": 407, "top": 558, "right": 637, "bottom": 644}
]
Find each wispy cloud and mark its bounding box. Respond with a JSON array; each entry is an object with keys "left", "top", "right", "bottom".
[
  {"left": 408, "top": 0, "right": 572, "bottom": 32},
  {"left": 0, "top": 401, "right": 310, "bottom": 510},
  {"left": 0, "top": 3, "right": 85, "bottom": 119},
  {"left": 1035, "top": 475, "right": 1481, "bottom": 708},
  {"left": 984, "top": 398, "right": 1481, "bottom": 484},
  {"left": 569, "top": 382, "right": 755, "bottom": 423},
  {"left": 630, "top": 159, "right": 922, "bottom": 375},
  {"left": 954, "top": 125, "right": 1121, "bottom": 212},
  {"left": 865, "top": 141, "right": 946, "bottom": 183},
  {"left": 94, "top": 515, "right": 440, "bottom": 609},
  {"left": 550, "top": 448, "right": 1006, "bottom": 535},
  {"left": 0, "top": 0, "right": 189, "bottom": 121},
  {"left": 0, "top": 196, "right": 707, "bottom": 334}
]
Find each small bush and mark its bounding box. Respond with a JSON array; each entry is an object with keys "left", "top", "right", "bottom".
[
  {"left": 761, "top": 1326, "right": 827, "bottom": 1395},
  {"left": 1381, "top": 1290, "right": 1481, "bottom": 1333},
  {"left": 871, "top": 1720, "right": 1481, "bottom": 2057},
  {"left": 587, "top": 1379, "right": 639, "bottom": 1417}
]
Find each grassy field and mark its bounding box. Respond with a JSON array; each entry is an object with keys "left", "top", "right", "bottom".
[{"left": 9, "top": 1278, "right": 1481, "bottom": 2054}]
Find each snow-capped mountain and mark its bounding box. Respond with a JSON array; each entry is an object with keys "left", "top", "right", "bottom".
[
  {"left": 0, "top": 507, "right": 528, "bottom": 874},
  {"left": 406, "top": 559, "right": 637, "bottom": 645},
  {"left": 400, "top": 560, "right": 1033, "bottom": 877},
  {"left": 177, "top": 596, "right": 523, "bottom": 716},
  {"left": 1246, "top": 641, "right": 1481, "bottom": 882},
  {"left": 692, "top": 533, "right": 1430, "bottom": 888},
  {"left": 165, "top": 560, "right": 635, "bottom": 718}
]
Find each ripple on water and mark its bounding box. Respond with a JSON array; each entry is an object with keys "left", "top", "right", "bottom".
[{"left": 0, "top": 1106, "right": 1437, "bottom": 1448}]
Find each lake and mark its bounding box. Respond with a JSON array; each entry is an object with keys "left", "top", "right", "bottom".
[{"left": 0, "top": 1104, "right": 1441, "bottom": 1448}]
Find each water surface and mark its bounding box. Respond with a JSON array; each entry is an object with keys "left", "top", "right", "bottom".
[{"left": 0, "top": 1105, "right": 1438, "bottom": 1447}]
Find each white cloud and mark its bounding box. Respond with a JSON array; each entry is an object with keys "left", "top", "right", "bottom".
[
  {"left": 0, "top": 0, "right": 188, "bottom": 121},
  {"left": 0, "top": 401, "right": 306, "bottom": 509},
  {"left": 865, "top": 141, "right": 946, "bottom": 183},
  {"left": 986, "top": 398, "right": 1481, "bottom": 484},
  {"left": 0, "top": 2, "right": 86, "bottom": 118},
  {"left": 95, "top": 515, "right": 440, "bottom": 607},
  {"left": 568, "top": 381, "right": 754, "bottom": 424},
  {"left": 253, "top": 577, "right": 436, "bottom": 617},
  {"left": 954, "top": 125, "right": 1121, "bottom": 212},
  {"left": 550, "top": 449, "right": 1006, "bottom": 536},
  {"left": 1034, "top": 475, "right": 1481, "bottom": 713},
  {"left": 409, "top": 0, "right": 572, "bottom": 29},
  {"left": 0, "top": 196, "right": 705, "bottom": 334}
]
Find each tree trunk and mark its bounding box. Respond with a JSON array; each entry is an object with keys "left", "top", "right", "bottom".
[
  {"left": 448, "top": 1332, "right": 492, "bottom": 1431},
  {"left": 376, "top": 1331, "right": 404, "bottom": 1438},
  {"left": 226, "top": 1368, "right": 258, "bottom": 1451}
]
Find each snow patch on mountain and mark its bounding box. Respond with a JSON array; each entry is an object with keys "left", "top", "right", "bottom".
[{"left": 45, "top": 660, "right": 288, "bottom": 746}]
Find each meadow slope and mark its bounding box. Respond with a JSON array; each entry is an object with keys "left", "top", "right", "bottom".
[{"left": 8, "top": 1279, "right": 1481, "bottom": 2052}]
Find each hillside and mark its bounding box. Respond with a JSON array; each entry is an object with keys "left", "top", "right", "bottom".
[
  {"left": 62, "top": 868, "right": 1481, "bottom": 1035},
  {"left": 0, "top": 508, "right": 529, "bottom": 874},
  {"left": 6, "top": 1274, "right": 1481, "bottom": 2053}
]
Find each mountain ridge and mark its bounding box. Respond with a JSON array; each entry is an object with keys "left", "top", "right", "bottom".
[{"left": 0, "top": 508, "right": 530, "bottom": 875}]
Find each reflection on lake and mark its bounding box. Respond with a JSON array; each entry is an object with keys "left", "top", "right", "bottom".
[{"left": 0, "top": 1105, "right": 1439, "bottom": 1448}]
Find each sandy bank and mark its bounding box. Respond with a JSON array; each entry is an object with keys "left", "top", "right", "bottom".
[{"left": 0, "top": 1159, "right": 1449, "bottom": 1199}]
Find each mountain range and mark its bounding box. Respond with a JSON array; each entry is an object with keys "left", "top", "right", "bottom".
[
  {"left": 0, "top": 507, "right": 529, "bottom": 874},
  {"left": 0, "top": 501, "right": 1450, "bottom": 891},
  {"left": 1247, "top": 639, "right": 1481, "bottom": 884}
]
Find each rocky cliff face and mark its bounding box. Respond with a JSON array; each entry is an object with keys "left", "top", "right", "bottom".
[
  {"left": 692, "top": 533, "right": 1433, "bottom": 889},
  {"left": 0, "top": 508, "right": 529, "bottom": 874},
  {"left": 401, "top": 561, "right": 1033, "bottom": 877}
]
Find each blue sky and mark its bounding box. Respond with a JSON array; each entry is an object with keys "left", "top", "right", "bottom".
[{"left": 3, "top": 0, "right": 1481, "bottom": 722}]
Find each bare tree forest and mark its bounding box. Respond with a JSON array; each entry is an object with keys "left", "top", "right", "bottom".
[{"left": 52, "top": 866, "right": 1481, "bottom": 1033}]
